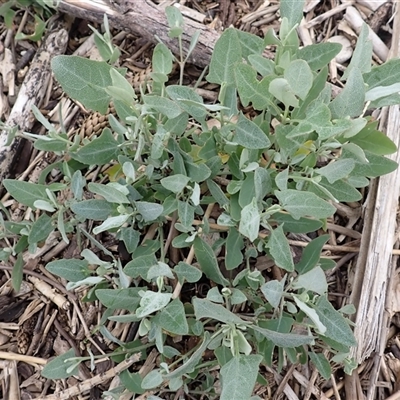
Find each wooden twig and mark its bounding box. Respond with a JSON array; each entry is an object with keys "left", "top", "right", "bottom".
[
  {"left": 349, "top": 3, "right": 400, "bottom": 400},
  {"left": 0, "top": 18, "right": 69, "bottom": 182},
  {"left": 57, "top": 0, "right": 219, "bottom": 68}
]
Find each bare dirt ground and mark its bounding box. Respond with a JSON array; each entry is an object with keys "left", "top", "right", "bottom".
[{"left": 1, "top": 1, "right": 400, "bottom": 399}]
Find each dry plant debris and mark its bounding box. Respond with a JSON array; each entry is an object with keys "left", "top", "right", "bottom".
[{"left": 0, "top": 1, "right": 400, "bottom": 399}]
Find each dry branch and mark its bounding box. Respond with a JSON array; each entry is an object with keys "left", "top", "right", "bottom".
[
  {"left": 0, "top": 20, "right": 68, "bottom": 182},
  {"left": 350, "top": 2, "right": 400, "bottom": 399},
  {"left": 56, "top": 0, "right": 219, "bottom": 68}
]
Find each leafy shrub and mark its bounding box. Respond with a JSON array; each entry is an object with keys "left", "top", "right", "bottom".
[{"left": 2, "top": 1, "right": 399, "bottom": 398}]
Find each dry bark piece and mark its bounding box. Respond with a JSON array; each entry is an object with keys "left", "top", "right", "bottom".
[
  {"left": 0, "top": 19, "right": 69, "bottom": 182},
  {"left": 57, "top": 0, "right": 219, "bottom": 68}
]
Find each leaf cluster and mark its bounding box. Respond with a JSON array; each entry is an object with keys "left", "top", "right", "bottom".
[{"left": 2, "top": 1, "right": 399, "bottom": 398}]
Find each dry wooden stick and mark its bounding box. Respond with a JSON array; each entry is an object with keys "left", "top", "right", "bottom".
[
  {"left": 0, "top": 18, "right": 69, "bottom": 182},
  {"left": 57, "top": 0, "right": 219, "bottom": 68},
  {"left": 38, "top": 353, "right": 141, "bottom": 400}
]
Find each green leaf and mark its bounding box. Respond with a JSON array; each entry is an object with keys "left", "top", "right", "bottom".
[
  {"left": 193, "top": 298, "right": 244, "bottom": 324},
  {"left": 141, "top": 370, "right": 163, "bottom": 390},
  {"left": 92, "top": 214, "right": 130, "bottom": 235},
  {"left": 28, "top": 214, "right": 53, "bottom": 245},
  {"left": 267, "top": 225, "right": 294, "bottom": 272},
  {"left": 136, "top": 291, "right": 172, "bottom": 318},
  {"left": 312, "top": 178, "right": 362, "bottom": 202},
  {"left": 254, "top": 167, "right": 271, "bottom": 203},
  {"left": 313, "top": 296, "right": 357, "bottom": 347},
  {"left": 88, "top": 182, "right": 129, "bottom": 204},
  {"left": 261, "top": 280, "right": 284, "bottom": 308},
  {"left": 193, "top": 236, "right": 229, "bottom": 286},
  {"left": 207, "top": 179, "right": 229, "bottom": 207},
  {"left": 143, "top": 95, "right": 182, "bottom": 119},
  {"left": 280, "top": 0, "right": 305, "bottom": 29},
  {"left": 52, "top": 56, "right": 113, "bottom": 114},
  {"left": 309, "top": 352, "right": 332, "bottom": 380},
  {"left": 3, "top": 180, "right": 48, "bottom": 209},
  {"left": 177, "top": 200, "right": 195, "bottom": 230},
  {"left": 345, "top": 150, "right": 398, "bottom": 178},
  {"left": 164, "top": 332, "right": 211, "bottom": 379},
  {"left": 276, "top": 189, "right": 336, "bottom": 219},
  {"left": 72, "top": 128, "right": 119, "bottom": 165},
  {"left": 46, "top": 259, "right": 90, "bottom": 282},
  {"left": 293, "top": 266, "right": 328, "bottom": 295},
  {"left": 135, "top": 201, "right": 163, "bottom": 222},
  {"left": 174, "top": 262, "right": 202, "bottom": 283},
  {"left": 329, "top": 68, "right": 365, "bottom": 118},
  {"left": 207, "top": 28, "right": 242, "bottom": 86},
  {"left": 160, "top": 174, "right": 190, "bottom": 193},
  {"left": 239, "top": 198, "right": 260, "bottom": 242},
  {"left": 284, "top": 59, "right": 313, "bottom": 100},
  {"left": 251, "top": 325, "right": 314, "bottom": 348},
  {"left": 348, "top": 122, "right": 397, "bottom": 155},
  {"left": 235, "top": 113, "right": 271, "bottom": 149},
  {"left": 147, "top": 262, "right": 174, "bottom": 280},
  {"left": 293, "top": 296, "right": 326, "bottom": 334},
  {"left": 225, "top": 228, "right": 244, "bottom": 270},
  {"left": 119, "top": 371, "right": 145, "bottom": 395},
  {"left": 343, "top": 23, "right": 372, "bottom": 80},
  {"left": 166, "top": 85, "right": 207, "bottom": 122},
  {"left": 235, "top": 63, "right": 275, "bottom": 110},
  {"left": 120, "top": 227, "right": 140, "bottom": 253},
  {"left": 364, "top": 58, "right": 400, "bottom": 90},
  {"left": 297, "top": 42, "right": 342, "bottom": 71},
  {"left": 124, "top": 254, "right": 158, "bottom": 279},
  {"left": 316, "top": 159, "right": 355, "bottom": 184},
  {"left": 248, "top": 54, "right": 275, "bottom": 76},
  {"left": 71, "top": 199, "right": 114, "bottom": 221},
  {"left": 12, "top": 253, "right": 23, "bottom": 292},
  {"left": 220, "top": 355, "right": 263, "bottom": 400},
  {"left": 34, "top": 137, "right": 68, "bottom": 152},
  {"left": 269, "top": 78, "right": 299, "bottom": 108},
  {"left": 236, "top": 30, "right": 264, "bottom": 59},
  {"left": 159, "top": 299, "right": 189, "bottom": 335},
  {"left": 41, "top": 349, "right": 79, "bottom": 379},
  {"left": 272, "top": 213, "right": 323, "bottom": 233},
  {"left": 96, "top": 288, "right": 141, "bottom": 312},
  {"left": 295, "top": 235, "right": 330, "bottom": 274},
  {"left": 152, "top": 43, "right": 173, "bottom": 75}
]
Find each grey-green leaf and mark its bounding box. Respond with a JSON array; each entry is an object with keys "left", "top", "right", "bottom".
[
  {"left": 41, "top": 349, "right": 79, "bottom": 379},
  {"left": 329, "top": 68, "right": 365, "bottom": 118},
  {"left": 207, "top": 28, "right": 242, "bottom": 86},
  {"left": 28, "top": 214, "right": 53, "bottom": 245},
  {"left": 52, "top": 56, "right": 113, "bottom": 113},
  {"left": 284, "top": 59, "right": 313, "bottom": 100},
  {"left": 193, "top": 237, "right": 229, "bottom": 286},
  {"left": 220, "top": 355, "right": 263, "bottom": 400},
  {"left": 71, "top": 199, "right": 114, "bottom": 221},
  {"left": 280, "top": 0, "right": 305, "bottom": 29},
  {"left": 239, "top": 198, "right": 260, "bottom": 242},
  {"left": 46, "top": 259, "right": 90, "bottom": 282},
  {"left": 276, "top": 189, "right": 336, "bottom": 220},
  {"left": 3, "top": 180, "right": 48, "bottom": 209},
  {"left": 251, "top": 325, "right": 314, "bottom": 347},
  {"left": 159, "top": 298, "right": 189, "bottom": 335},
  {"left": 267, "top": 225, "right": 294, "bottom": 272},
  {"left": 235, "top": 113, "right": 271, "bottom": 149},
  {"left": 193, "top": 298, "right": 245, "bottom": 324},
  {"left": 261, "top": 280, "right": 284, "bottom": 308},
  {"left": 313, "top": 296, "right": 357, "bottom": 347},
  {"left": 297, "top": 42, "right": 342, "bottom": 71},
  {"left": 72, "top": 128, "right": 119, "bottom": 165}
]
